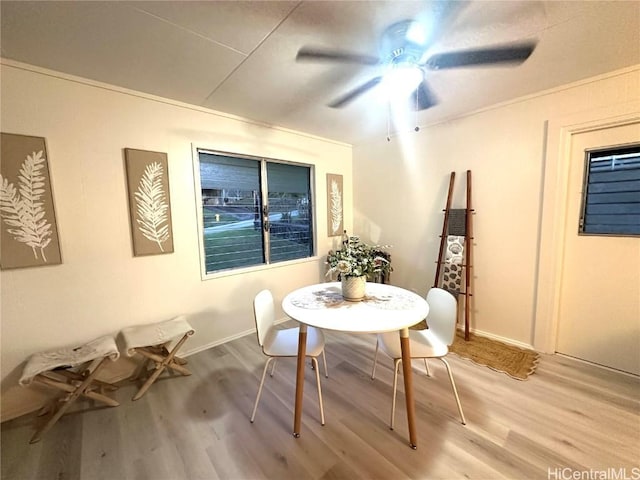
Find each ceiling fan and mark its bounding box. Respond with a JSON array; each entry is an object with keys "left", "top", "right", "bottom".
[{"left": 296, "top": 19, "right": 537, "bottom": 111}]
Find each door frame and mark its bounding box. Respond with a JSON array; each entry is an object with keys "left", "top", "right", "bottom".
[{"left": 533, "top": 101, "right": 640, "bottom": 353}]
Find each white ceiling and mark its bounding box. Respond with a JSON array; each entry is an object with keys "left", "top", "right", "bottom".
[{"left": 1, "top": 1, "right": 639, "bottom": 145}]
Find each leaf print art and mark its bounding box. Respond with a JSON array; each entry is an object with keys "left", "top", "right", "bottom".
[
  {"left": 133, "top": 161, "right": 170, "bottom": 252},
  {"left": 330, "top": 178, "right": 343, "bottom": 235},
  {"left": 0, "top": 150, "right": 53, "bottom": 261}
]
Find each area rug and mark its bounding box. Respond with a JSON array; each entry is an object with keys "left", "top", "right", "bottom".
[{"left": 449, "top": 330, "right": 540, "bottom": 380}]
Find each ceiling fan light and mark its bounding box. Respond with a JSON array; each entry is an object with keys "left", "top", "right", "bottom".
[{"left": 382, "top": 64, "right": 423, "bottom": 100}]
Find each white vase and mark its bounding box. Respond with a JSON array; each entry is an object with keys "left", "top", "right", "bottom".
[{"left": 341, "top": 275, "right": 367, "bottom": 301}]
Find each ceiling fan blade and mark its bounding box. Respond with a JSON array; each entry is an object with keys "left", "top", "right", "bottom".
[
  {"left": 412, "top": 81, "right": 438, "bottom": 111},
  {"left": 296, "top": 47, "right": 380, "bottom": 65},
  {"left": 425, "top": 41, "right": 537, "bottom": 69},
  {"left": 329, "top": 77, "right": 383, "bottom": 108}
]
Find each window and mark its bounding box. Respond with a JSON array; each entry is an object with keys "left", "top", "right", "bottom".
[
  {"left": 196, "top": 149, "right": 314, "bottom": 274},
  {"left": 579, "top": 144, "right": 640, "bottom": 236}
]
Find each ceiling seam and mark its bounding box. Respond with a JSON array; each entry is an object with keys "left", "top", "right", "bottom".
[
  {"left": 202, "top": 1, "right": 304, "bottom": 103},
  {"left": 127, "top": 5, "right": 248, "bottom": 56}
]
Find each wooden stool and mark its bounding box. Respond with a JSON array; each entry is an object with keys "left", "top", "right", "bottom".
[
  {"left": 19, "top": 335, "right": 120, "bottom": 443},
  {"left": 119, "top": 316, "right": 195, "bottom": 401}
]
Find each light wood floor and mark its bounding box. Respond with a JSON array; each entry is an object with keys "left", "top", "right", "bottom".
[{"left": 2, "top": 326, "right": 639, "bottom": 480}]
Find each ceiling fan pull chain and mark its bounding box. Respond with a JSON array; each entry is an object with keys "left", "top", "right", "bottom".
[
  {"left": 415, "top": 89, "right": 420, "bottom": 132},
  {"left": 386, "top": 102, "right": 391, "bottom": 142}
]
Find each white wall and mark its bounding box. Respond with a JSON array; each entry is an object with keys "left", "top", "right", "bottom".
[
  {"left": 0, "top": 61, "right": 353, "bottom": 420},
  {"left": 353, "top": 66, "right": 640, "bottom": 347}
]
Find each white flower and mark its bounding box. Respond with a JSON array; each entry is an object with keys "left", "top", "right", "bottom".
[{"left": 336, "top": 260, "right": 351, "bottom": 274}]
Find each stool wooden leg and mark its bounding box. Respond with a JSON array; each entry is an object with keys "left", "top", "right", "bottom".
[
  {"left": 34, "top": 375, "right": 120, "bottom": 407},
  {"left": 30, "top": 358, "right": 117, "bottom": 443},
  {"left": 55, "top": 369, "right": 120, "bottom": 392},
  {"left": 135, "top": 349, "right": 191, "bottom": 376},
  {"left": 132, "top": 366, "right": 164, "bottom": 401},
  {"left": 131, "top": 333, "right": 191, "bottom": 401}
]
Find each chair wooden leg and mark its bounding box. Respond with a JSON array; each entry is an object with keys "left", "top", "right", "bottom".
[
  {"left": 312, "top": 357, "right": 325, "bottom": 426},
  {"left": 251, "top": 357, "right": 274, "bottom": 423},
  {"left": 440, "top": 358, "right": 466, "bottom": 425},
  {"left": 270, "top": 358, "right": 277, "bottom": 377}
]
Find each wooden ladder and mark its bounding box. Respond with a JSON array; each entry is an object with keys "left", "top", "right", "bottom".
[{"left": 433, "top": 170, "right": 474, "bottom": 340}]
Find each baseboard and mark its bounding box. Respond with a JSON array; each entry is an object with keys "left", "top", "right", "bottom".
[
  {"left": 459, "top": 326, "right": 537, "bottom": 351},
  {"left": 555, "top": 353, "right": 639, "bottom": 378},
  {"left": 177, "top": 316, "right": 290, "bottom": 358},
  {"left": 186, "top": 323, "right": 537, "bottom": 358}
]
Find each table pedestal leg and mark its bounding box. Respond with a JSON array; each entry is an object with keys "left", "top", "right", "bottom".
[
  {"left": 293, "top": 324, "right": 307, "bottom": 438},
  {"left": 400, "top": 328, "right": 418, "bottom": 449}
]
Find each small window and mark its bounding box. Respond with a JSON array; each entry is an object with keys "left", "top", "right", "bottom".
[
  {"left": 196, "top": 149, "right": 314, "bottom": 274},
  {"left": 579, "top": 144, "right": 640, "bottom": 236}
]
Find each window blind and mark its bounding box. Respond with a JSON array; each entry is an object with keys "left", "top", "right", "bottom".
[{"left": 580, "top": 146, "right": 640, "bottom": 236}]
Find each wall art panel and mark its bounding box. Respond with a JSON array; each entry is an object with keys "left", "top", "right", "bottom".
[
  {"left": 326, "top": 173, "right": 343, "bottom": 236},
  {"left": 0, "top": 133, "right": 62, "bottom": 269},
  {"left": 125, "top": 148, "right": 174, "bottom": 256}
]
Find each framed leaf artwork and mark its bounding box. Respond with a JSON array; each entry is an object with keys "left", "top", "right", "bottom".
[
  {"left": 326, "top": 173, "right": 343, "bottom": 236},
  {"left": 124, "top": 148, "right": 174, "bottom": 256},
  {"left": 0, "top": 133, "right": 62, "bottom": 270}
]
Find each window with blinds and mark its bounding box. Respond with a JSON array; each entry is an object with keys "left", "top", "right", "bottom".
[
  {"left": 197, "top": 150, "right": 314, "bottom": 274},
  {"left": 579, "top": 144, "right": 640, "bottom": 236}
]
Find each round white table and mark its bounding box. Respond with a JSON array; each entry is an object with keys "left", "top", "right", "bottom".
[{"left": 282, "top": 282, "right": 429, "bottom": 449}]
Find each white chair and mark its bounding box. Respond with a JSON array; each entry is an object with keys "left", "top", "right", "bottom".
[
  {"left": 250, "top": 289, "right": 328, "bottom": 425},
  {"left": 371, "top": 287, "right": 466, "bottom": 429}
]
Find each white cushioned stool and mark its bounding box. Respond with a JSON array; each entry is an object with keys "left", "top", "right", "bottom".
[
  {"left": 19, "top": 335, "right": 120, "bottom": 443},
  {"left": 119, "top": 315, "right": 195, "bottom": 401}
]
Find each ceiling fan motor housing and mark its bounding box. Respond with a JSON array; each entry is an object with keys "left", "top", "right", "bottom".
[{"left": 381, "top": 20, "right": 426, "bottom": 66}]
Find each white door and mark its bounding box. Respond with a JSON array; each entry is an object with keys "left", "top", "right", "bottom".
[{"left": 556, "top": 122, "right": 640, "bottom": 375}]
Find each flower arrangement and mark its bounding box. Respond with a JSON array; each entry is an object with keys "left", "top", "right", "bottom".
[{"left": 326, "top": 235, "right": 392, "bottom": 279}]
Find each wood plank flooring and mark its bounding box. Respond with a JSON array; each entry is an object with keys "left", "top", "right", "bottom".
[{"left": 2, "top": 326, "right": 639, "bottom": 480}]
